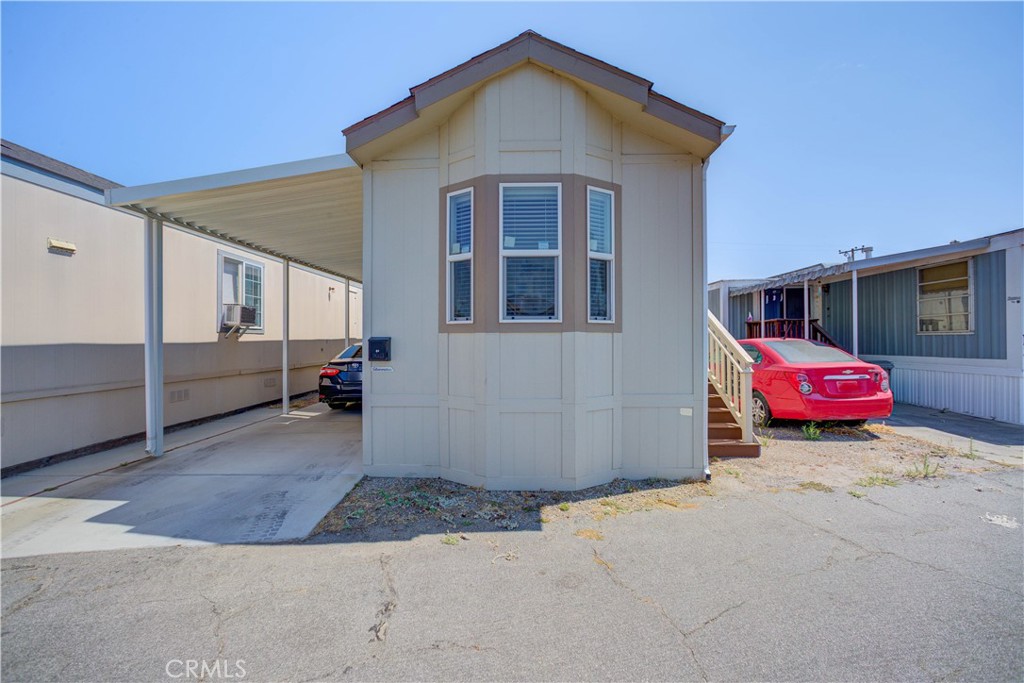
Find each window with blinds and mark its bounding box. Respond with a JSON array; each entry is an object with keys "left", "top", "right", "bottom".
[
  {"left": 500, "top": 184, "right": 561, "bottom": 321},
  {"left": 917, "top": 259, "right": 972, "bottom": 333},
  {"left": 587, "top": 187, "right": 614, "bottom": 322},
  {"left": 447, "top": 189, "right": 473, "bottom": 322}
]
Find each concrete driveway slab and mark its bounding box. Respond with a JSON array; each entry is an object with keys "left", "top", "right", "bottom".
[
  {"left": 881, "top": 403, "right": 1023, "bottom": 466},
  {"left": 0, "top": 404, "right": 362, "bottom": 557}
]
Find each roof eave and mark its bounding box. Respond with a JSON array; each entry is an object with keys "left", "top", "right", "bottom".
[{"left": 730, "top": 236, "right": 995, "bottom": 294}]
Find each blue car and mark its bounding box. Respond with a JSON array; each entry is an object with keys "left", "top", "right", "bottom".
[{"left": 318, "top": 344, "right": 362, "bottom": 409}]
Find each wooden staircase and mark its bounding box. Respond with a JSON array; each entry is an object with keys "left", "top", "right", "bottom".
[{"left": 708, "top": 382, "right": 761, "bottom": 458}]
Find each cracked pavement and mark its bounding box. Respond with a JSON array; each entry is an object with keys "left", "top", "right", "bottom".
[{"left": 2, "top": 466, "right": 1022, "bottom": 682}]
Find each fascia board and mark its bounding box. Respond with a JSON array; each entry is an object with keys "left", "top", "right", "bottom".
[{"left": 107, "top": 154, "right": 356, "bottom": 207}]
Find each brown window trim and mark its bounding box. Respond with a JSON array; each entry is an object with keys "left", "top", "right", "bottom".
[{"left": 438, "top": 174, "right": 622, "bottom": 333}]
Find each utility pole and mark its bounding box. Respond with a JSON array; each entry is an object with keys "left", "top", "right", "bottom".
[{"left": 839, "top": 245, "right": 874, "bottom": 262}]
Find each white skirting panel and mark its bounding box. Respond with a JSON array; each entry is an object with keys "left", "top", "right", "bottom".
[{"left": 893, "top": 366, "right": 1023, "bottom": 425}]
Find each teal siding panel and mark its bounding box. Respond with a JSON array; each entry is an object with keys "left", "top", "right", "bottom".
[
  {"left": 819, "top": 251, "right": 1006, "bottom": 360},
  {"left": 728, "top": 293, "right": 756, "bottom": 339},
  {"left": 709, "top": 292, "right": 721, "bottom": 320},
  {"left": 823, "top": 280, "right": 853, "bottom": 351}
]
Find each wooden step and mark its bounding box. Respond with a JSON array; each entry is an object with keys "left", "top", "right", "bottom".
[
  {"left": 708, "top": 394, "right": 728, "bottom": 409},
  {"left": 709, "top": 422, "right": 742, "bottom": 440},
  {"left": 708, "top": 407, "right": 736, "bottom": 424},
  {"left": 708, "top": 439, "right": 761, "bottom": 458}
]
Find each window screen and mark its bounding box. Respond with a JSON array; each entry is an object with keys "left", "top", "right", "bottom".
[
  {"left": 588, "top": 187, "right": 614, "bottom": 322},
  {"left": 447, "top": 189, "right": 473, "bottom": 322},
  {"left": 502, "top": 186, "right": 559, "bottom": 250},
  {"left": 449, "top": 192, "right": 472, "bottom": 255},
  {"left": 501, "top": 184, "right": 560, "bottom": 320}
]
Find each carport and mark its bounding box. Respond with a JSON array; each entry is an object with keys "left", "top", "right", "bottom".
[{"left": 106, "top": 155, "right": 364, "bottom": 455}]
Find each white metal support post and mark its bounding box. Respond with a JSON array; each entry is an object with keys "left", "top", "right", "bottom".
[
  {"left": 851, "top": 269, "right": 859, "bottom": 357},
  {"left": 803, "top": 279, "right": 810, "bottom": 339},
  {"left": 144, "top": 217, "right": 165, "bottom": 455},
  {"left": 282, "top": 259, "right": 290, "bottom": 415},
  {"left": 759, "top": 289, "right": 765, "bottom": 337},
  {"left": 343, "top": 277, "right": 350, "bottom": 349}
]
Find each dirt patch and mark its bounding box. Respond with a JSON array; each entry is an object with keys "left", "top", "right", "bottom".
[
  {"left": 311, "top": 421, "right": 1003, "bottom": 540},
  {"left": 712, "top": 420, "right": 996, "bottom": 495},
  {"left": 311, "top": 476, "right": 712, "bottom": 539}
]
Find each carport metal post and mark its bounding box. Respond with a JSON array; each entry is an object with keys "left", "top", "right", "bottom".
[
  {"left": 282, "top": 259, "right": 290, "bottom": 415},
  {"left": 759, "top": 288, "right": 765, "bottom": 337},
  {"left": 343, "top": 277, "right": 350, "bottom": 349},
  {"left": 144, "top": 217, "right": 164, "bottom": 455},
  {"left": 851, "top": 269, "right": 859, "bottom": 357}
]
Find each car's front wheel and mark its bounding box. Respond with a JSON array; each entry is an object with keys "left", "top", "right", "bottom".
[{"left": 751, "top": 391, "right": 772, "bottom": 427}]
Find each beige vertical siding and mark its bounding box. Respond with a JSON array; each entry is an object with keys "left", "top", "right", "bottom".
[{"left": 363, "top": 63, "right": 706, "bottom": 488}]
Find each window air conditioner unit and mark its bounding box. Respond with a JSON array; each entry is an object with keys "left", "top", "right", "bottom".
[{"left": 223, "top": 304, "right": 257, "bottom": 329}]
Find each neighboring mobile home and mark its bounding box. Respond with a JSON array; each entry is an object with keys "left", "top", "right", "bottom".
[
  {"left": 710, "top": 229, "right": 1024, "bottom": 425},
  {"left": 1, "top": 140, "right": 362, "bottom": 472}
]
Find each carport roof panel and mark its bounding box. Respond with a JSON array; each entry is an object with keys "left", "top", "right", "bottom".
[{"left": 107, "top": 154, "right": 363, "bottom": 281}]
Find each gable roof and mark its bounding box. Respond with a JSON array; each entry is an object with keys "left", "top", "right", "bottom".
[
  {"left": 343, "top": 31, "right": 731, "bottom": 161},
  {"left": 1, "top": 139, "right": 121, "bottom": 191}
]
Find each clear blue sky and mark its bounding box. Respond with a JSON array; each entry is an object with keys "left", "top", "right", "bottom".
[{"left": 3, "top": 2, "right": 1021, "bottom": 281}]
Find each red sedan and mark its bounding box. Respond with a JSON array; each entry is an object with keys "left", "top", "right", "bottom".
[{"left": 737, "top": 338, "right": 893, "bottom": 426}]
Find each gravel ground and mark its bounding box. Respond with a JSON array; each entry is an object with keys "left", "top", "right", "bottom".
[{"left": 313, "top": 420, "right": 998, "bottom": 542}]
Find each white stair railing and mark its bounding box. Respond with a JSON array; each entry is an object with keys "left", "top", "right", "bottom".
[{"left": 708, "top": 311, "right": 755, "bottom": 443}]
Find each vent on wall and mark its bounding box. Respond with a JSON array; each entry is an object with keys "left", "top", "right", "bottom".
[
  {"left": 47, "top": 238, "right": 77, "bottom": 256},
  {"left": 169, "top": 388, "right": 191, "bottom": 403}
]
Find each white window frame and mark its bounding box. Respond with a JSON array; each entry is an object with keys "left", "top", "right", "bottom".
[
  {"left": 915, "top": 257, "right": 974, "bottom": 335},
  {"left": 217, "top": 250, "right": 265, "bottom": 333},
  {"left": 587, "top": 185, "right": 615, "bottom": 323},
  {"left": 446, "top": 188, "right": 474, "bottom": 324},
  {"left": 499, "top": 182, "right": 562, "bottom": 323}
]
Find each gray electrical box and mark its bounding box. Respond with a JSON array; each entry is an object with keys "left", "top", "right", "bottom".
[{"left": 368, "top": 337, "right": 391, "bottom": 362}]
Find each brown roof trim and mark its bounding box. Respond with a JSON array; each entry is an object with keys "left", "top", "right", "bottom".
[
  {"left": 1, "top": 139, "right": 121, "bottom": 190},
  {"left": 645, "top": 92, "right": 724, "bottom": 142},
  {"left": 343, "top": 31, "right": 728, "bottom": 153}
]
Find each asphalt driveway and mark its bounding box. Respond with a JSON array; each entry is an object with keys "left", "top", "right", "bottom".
[
  {"left": 1, "top": 404, "right": 362, "bottom": 557},
  {"left": 2, "top": 460, "right": 1021, "bottom": 681},
  {"left": 2, "top": 407, "right": 1021, "bottom": 681}
]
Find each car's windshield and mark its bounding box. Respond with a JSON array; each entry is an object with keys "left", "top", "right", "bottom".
[
  {"left": 764, "top": 340, "right": 856, "bottom": 363},
  {"left": 335, "top": 344, "right": 362, "bottom": 360}
]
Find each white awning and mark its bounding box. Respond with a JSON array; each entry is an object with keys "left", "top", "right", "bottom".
[{"left": 107, "top": 154, "right": 363, "bottom": 281}]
